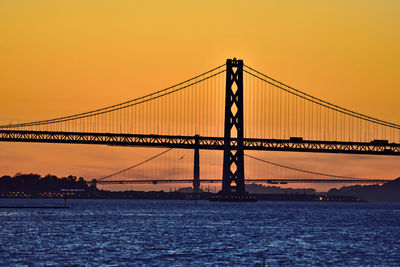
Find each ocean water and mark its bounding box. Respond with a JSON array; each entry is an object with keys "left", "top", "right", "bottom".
[{"left": 0, "top": 199, "right": 399, "bottom": 266}]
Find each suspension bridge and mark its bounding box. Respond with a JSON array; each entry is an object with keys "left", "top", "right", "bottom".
[
  {"left": 0, "top": 58, "right": 399, "bottom": 197},
  {"left": 92, "top": 148, "right": 390, "bottom": 187}
]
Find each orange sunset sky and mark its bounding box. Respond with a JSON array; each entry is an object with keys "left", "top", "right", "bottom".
[{"left": 1, "top": 1, "right": 399, "bottom": 191}]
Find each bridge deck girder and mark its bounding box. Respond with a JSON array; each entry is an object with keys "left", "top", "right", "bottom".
[
  {"left": 92, "top": 178, "right": 392, "bottom": 185},
  {"left": 1, "top": 130, "right": 400, "bottom": 155}
]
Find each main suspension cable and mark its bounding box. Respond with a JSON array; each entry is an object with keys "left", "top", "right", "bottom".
[
  {"left": 97, "top": 148, "right": 173, "bottom": 181},
  {"left": 245, "top": 153, "right": 368, "bottom": 180},
  {"left": 244, "top": 65, "right": 400, "bottom": 129},
  {"left": 1, "top": 64, "right": 226, "bottom": 129}
]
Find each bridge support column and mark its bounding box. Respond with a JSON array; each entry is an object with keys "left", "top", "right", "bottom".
[
  {"left": 222, "top": 58, "right": 246, "bottom": 194},
  {"left": 193, "top": 135, "right": 200, "bottom": 193},
  {"left": 90, "top": 179, "right": 98, "bottom": 191}
]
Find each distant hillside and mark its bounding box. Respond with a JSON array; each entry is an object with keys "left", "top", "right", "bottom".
[
  {"left": 328, "top": 178, "right": 400, "bottom": 202},
  {"left": 0, "top": 173, "right": 88, "bottom": 194},
  {"left": 245, "top": 183, "right": 316, "bottom": 195},
  {"left": 177, "top": 184, "right": 317, "bottom": 195}
]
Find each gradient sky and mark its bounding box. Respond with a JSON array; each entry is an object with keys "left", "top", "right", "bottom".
[{"left": 1, "top": 1, "right": 399, "bottom": 191}]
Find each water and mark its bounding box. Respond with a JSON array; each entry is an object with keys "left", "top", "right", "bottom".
[{"left": 0, "top": 199, "right": 399, "bottom": 266}]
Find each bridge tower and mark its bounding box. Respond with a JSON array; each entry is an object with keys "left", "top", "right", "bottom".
[{"left": 221, "top": 58, "right": 246, "bottom": 194}]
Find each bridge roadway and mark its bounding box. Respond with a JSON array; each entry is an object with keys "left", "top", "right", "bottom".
[
  {"left": 1, "top": 130, "right": 400, "bottom": 155},
  {"left": 94, "top": 178, "right": 392, "bottom": 185}
]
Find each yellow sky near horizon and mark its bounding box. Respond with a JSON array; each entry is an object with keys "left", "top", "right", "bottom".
[{"left": 0, "top": 0, "right": 399, "bottom": 191}]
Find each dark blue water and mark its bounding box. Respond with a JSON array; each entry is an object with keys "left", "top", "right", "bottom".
[{"left": 0, "top": 199, "right": 399, "bottom": 266}]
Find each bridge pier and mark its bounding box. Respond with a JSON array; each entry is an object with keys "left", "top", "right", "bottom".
[
  {"left": 90, "top": 179, "right": 98, "bottom": 191},
  {"left": 193, "top": 135, "right": 200, "bottom": 193}
]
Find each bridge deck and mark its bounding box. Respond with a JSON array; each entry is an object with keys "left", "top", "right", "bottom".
[
  {"left": 1, "top": 130, "right": 399, "bottom": 155},
  {"left": 93, "top": 179, "right": 391, "bottom": 184}
]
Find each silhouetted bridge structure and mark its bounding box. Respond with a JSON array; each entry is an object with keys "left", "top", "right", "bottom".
[
  {"left": 1, "top": 59, "right": 399, "bottom": 196},
  {"left": 94, "top": 178, "right": 391, "bottom": 185},
  {"left": 1, "top": 131, "right": 399, "bottom": 155}
]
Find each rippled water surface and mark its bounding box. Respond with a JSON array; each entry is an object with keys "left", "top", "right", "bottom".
[{"left": 0, "top": 199, "right": 399, "bottom": 266}]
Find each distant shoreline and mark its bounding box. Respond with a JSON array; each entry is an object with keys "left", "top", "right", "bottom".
[
  {"left": 1, "top": 174, "right": 399, "bottom": 202},
  {"left": 0, "top": 192, "right": 362, "bottom": 202}
]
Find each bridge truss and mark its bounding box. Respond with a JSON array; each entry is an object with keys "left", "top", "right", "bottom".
[{"left": 1, "top": 130, "right": 399, "bottom": 155}]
